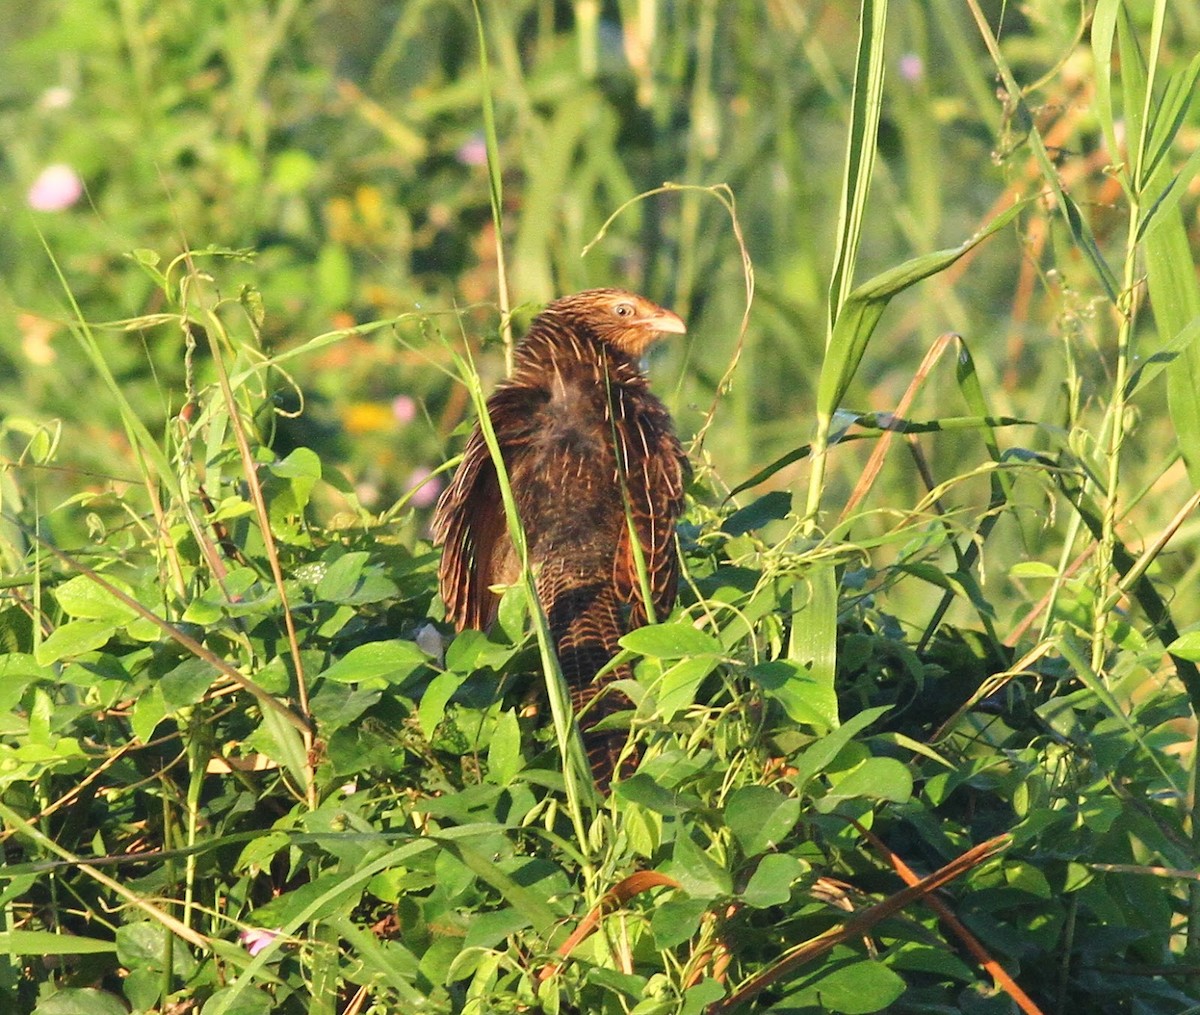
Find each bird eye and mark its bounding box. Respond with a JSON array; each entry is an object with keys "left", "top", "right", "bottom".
[{"left": 614, "top": 302, "right": 634, "bottom": 317}]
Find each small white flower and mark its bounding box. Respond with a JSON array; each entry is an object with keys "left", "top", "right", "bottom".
[{"left": 39, "top": 87, "right": 74, "bottom": 110}]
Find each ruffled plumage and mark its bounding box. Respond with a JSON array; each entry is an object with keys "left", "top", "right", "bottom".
[{"left": 432, "top": 289, "right": 689, "bottom": 787}]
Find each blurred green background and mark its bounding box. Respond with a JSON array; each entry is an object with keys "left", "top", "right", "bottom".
[{"left": 1, "top": 1, "right": 1197, "bottom": 626}]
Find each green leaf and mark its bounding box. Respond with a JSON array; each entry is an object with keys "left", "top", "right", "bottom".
[
  {"left": 620, "top": 622, "right": 721, "bottom": 659},
  {"left": 816, "top": 200, "right": 1025, "bottom": 419},
  {"left": 315, "top": 551, "right": 366, "bottom": 600},
  {"left": 130, "top": 686, "right": 168, "bottom": 742},
  {"left": 495, "top": 582, "right": 529, "bottom": 642},
  {"left": 657, "top": 655, "right": 720, "bottom": 722},
  {"left": 316, "top": 552, "right": 399, "bottom": 605},
  {"left": 116, "top": 921, "right": 195, "bottom": 976},
  {"left": 746, "top": 660, "right": 838, "bottom": 729},
  {"left": 53, "top": 574, "right": 138, "bottom": 623},
  {"left": 722, "top": 491, "right": 792, "bottom": 535},
  {"left": 725, "top": 786, "right": 801, "bottom": 856},
  {"left": 614, "top": 773, "right": 700, "bottom": 815},
  {"left": 268, "top": 446, "right": 322, "bottom": 523},
  {"left": 1145, "top": 205, "right": 1200, "bottom": 487},
  {"left": 32, "top": 988, "right": 130, "bottom": 1015},
  {"left": 665, "top": 832, "right": 732, "bottom": 900},
  {"left": 34, "top": 619, "right": 116, "bottom": 665},
  {"left": 320, "top": 639, "right": 428, "bottom": 687},
  {"left": 251, "top": 706, "right": 311, "bottom": 794},
  {"left": 1167, "top": 631, "right": 1200, "bottom": 662},
  {"left": 487, "top": 708, "right": 523, "bottom": 785},
  {"left": 463, "top": 907, "right": 532, "bottom": 949},
  {"left": 201, "top": 986, "right": 273, "bottom": 1015},
  {"left": 418, "top": 670, "right": 463, "bottom": 739},
  {"left": 307, "top": 682, "right": 381, "bottom": 732},
  {"left": 650, "top": 897, "right": 709, "bottom": 949},
  {"left": 791, "top": 705, "right": 891, "bottom": 794},
  {"left": 821, "top": 755, "right": 913, "bottom": 805},
  {"left": 827, "top": 0, "right": 889, "bottom": 325},
  {"left": 0, "top": 931, "right": 116, "bottom": 955},
  {"left": 742, "top": 853, "right": 805, "bottom": 909},
  {"left": 793, "top": 957, "right": 907, "bottom": 1013},
  {"left": 159, "top": 658, "right": 220, "bottom": 711}
]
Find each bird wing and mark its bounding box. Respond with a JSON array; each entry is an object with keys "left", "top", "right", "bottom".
[
  {"left": 612, "top": 406, "right": 688, "bottom": 627},
  {"left": 435, "top": 384, "right": 545, "bottom": 630},
  {"left": 433, "top": 424, "right": 506, "bottom": 630}
]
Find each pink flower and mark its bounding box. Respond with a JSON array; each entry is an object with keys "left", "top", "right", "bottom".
[
  {"left": 28, "top": 164, "right": 83, "bottom": 212},
  {"left": 239, "top": 928, "right": 281, "bottom": 957},
  {"left": 405, "top": 467, "right": 442, "bottom": 509},
  {"left": 456, "top": 134, "right": 488, "bottom": 167},
  {"left": 392, "top": 394, "right": 417, "bottom": 424},
  {"left": 898, "top": 53, "right": 924, "bottom": 83}
]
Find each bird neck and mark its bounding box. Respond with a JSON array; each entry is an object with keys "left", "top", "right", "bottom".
[{"left": 513, "top": 326, "right": 646, "bottom": 387}]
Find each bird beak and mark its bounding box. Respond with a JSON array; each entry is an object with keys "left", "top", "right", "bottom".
[{"left": 647, "top": 308, "right": 687, "bottom": 336}]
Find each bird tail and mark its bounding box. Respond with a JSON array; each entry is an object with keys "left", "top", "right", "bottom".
[{"left": 538, "top": 569, "right": 635, "bottom": 791}]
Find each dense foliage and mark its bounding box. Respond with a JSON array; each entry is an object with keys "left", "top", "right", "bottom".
[{"left": 2, "top": 2, "right": 1200, "bottom": 1013}]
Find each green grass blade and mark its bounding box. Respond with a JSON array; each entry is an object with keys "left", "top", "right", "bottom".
[
  {"left": 826, "top": 0, "right": 889, "bottom": 331},
  {"left": 1145, "top": 206, "right": 1200, "bottom": 488},
  {"left": 815, "top": 200, "right": 1025, "bottom": 422}
]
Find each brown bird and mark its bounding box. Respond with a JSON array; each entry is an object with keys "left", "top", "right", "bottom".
[{"left": 432, "top": 288, "right": 689, "bottom": 788}]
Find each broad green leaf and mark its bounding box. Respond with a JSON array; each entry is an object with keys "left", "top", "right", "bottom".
[
  {"left": 1167, "top": 631, "right": 1200, "bottom": 662},
  {"left": 786, "top": 561, "right": 838, "bottom": 727},
  {"left": 32, "top": 988, "right": 130, "bottom": 1015},
  {"left": 53, "top": 574, "right": 138, "bottom": 623},
  {"left": 657, "top": 655, "right": 720, "bottom": 722},
  {"left": 268, "top": 446, "right": 322, "bottom": 523},
  {"left": 129, "top": 686, "right": 168, "bottom": 742},
  {"left": 463, "top": 907, "right": 532, "bottom": 949},
  {"left": 722, "top": 491, "right": 792, "bottom": 536},
  {"left": 34, "top": 619, "right": 116, "bottom": 665},
  {"left": 315, "top": 551, "right": 367, "bottom": 600},
  {"left": 435, "top": 838, "right": 559, "bottom": 936},
  {"left": 725, "top": 786, "right": 801, "bottom": 856},
  {"left": 746, "top": 660, "right": 838, "bottom": 729},
  {"left": 1145, "top": 207, "right": 1200, "bottom": 487},
  {"left": 307, "top": 682, "right": 381, "bottom": 731},
  {"left": 650, "top": 897, "right": 709, "bottom": 950},
  {"left": 418, "top": 670, "right": 464, "bottom": 739},
  {"left": 201, "top": 987, "right": 273, "bottom": 1015},
  {"left": 495, "top": 582, "right": 529, "bottom": 642},
  {"left": 159, "top": 658, "right": 220, "bottom": 710},
  {"left": 743, "top": 853, "right": 806, "bottom": 909},
  {"left": 620, "top": 622, "right": 721, "bottom": 659},
  {"left": 666, "top": 832, "right": 732, "bottom": 900},
  {"left": 487, "top": 708, "right": 523, "bottom": 785},
  {"left": 320, "top": 639, "right": 428, "bottom": 687},
  {"left": 787, "top": 956, "right": 907, "bottom": 1014},
  {"left": 614, "top": 773, "right": 700, "bottom": 815},
  {"left": 251, "top": 706, "right": 311, "bottom": 795},
  {"left": 116, "top": 921, "right": 195, "bottom": 976},
  {"left": 821, "top": 755, "right": 913, "bottom": 805},
  {"left": 791, "top": 705, "right": 891, "bottom": 794}
]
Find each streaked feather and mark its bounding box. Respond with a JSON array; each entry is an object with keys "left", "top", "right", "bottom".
[{"left": 433, "top": 289, "right": 688, "bottom": 789}]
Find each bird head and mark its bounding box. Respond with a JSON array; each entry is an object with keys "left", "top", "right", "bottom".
[{"left": 543, "top": 288, "right": 687, "bottom": 358}]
